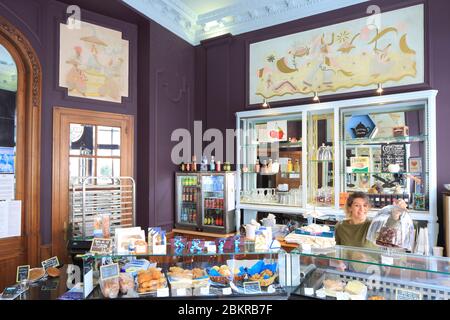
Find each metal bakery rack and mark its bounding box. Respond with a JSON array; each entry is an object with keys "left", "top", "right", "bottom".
[{"left": 69, "top": 176, "right": 136, "bottom": 241}]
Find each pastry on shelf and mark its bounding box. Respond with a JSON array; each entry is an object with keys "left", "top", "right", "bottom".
[
  {"left": 368, "top": 295, "right": 386, "bottom": 300},
  {"left": 137, "top": 268, "right": 166, "bottom": 294},
  {"left": 345, "top": 280, "right": 367, "bottom": 296},
  {"left": 323, "top": 278, "right": 345, "bottom": 296}
]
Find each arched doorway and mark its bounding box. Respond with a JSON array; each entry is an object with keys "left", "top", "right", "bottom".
[{"left": 0, "top": 16, "right": 41, "bottom": 290}]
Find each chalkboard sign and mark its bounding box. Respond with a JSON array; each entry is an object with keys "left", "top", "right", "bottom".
[
  {"left": 100, "top": 263, "right": 119, "bottom": 280},
  {"left": 90, "top": 238, "right": 113, "bottom": 254},
  {"left": 243, "top": 281, "right": 262, "bottom": 294},
  {"left": 381, "top": 143, "right": 406, "bottom": 172},
  {"left": 395, "top": 288, "right": 422, "bottom": 300},
  {"left": 41, "top": 256, "right": 60, "bottom": 270},
  {"left": 16, "top": 265, "right": 30, "bottom": 283}
]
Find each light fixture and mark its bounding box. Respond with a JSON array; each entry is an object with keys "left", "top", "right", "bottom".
[
  {"left": 313, "top": 91, "right": 320, "bottom": 102},
  {"left": 262, "top": 98, "right": 270, "bottom": 108},
  {"left": 376, "top": 83, "right": 383, "bottom": 94}
]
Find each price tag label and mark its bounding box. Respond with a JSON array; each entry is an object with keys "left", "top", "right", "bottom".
[
  {"left": 304, "top": 287, "right": 314, "bottom": 296},
  {"left": 381, "top": 255, "right": 394, "bottom": 266},
  {"left": 243, "top": 281, "right": 262, "bottom": 294},
  {"left": 316, "top": 289, "right": 326, "bottom": 299},
  {"left": 177, "top": 288, "right": 187, "bottom": 296},
  {"left": 207, "top": 244, "right": 217, "bottom": 254},
  {"left": 336, "top": 292, "right": 350, "bottom": 300},
  {"left": 100, "top": 263, "right": 119, "bottom": 280},
  {"left": 16, "top": 265, "right": 30, "bottom": 283},
  {"left": 222, "top": 287, "right": 232, "bottom": 295},
  {"left": 157, "top": 287, "right": 169, "bottom": 297},
  {"left": 395, "top": 288, "right": 422, "bottom": 300},
  {"left": 41, "top": 256, "right": 60, "bottom": 270},
  {"left": 200, "top": 287, "right": 210, "bottom": 295}
]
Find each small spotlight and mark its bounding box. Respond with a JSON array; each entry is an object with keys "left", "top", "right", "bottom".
[
  {"left": 262, "top": 98, "right": 269, "bottom": 108},
  {"left": 376, "top": 83, "right": 383, "bottom": 94},
  {"left": 313, "top": 91, "right": 319, "bottom": 102}
]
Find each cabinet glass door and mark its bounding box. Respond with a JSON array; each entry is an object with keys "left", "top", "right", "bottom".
[
  {"left": 307, "top": 111, "right": 335, "bottom": 207},
  {"left": 239, "top": 115, "right": 303, "bottom": 207},
  {"left": 340, "top": 103, "right": 428, "bottom": 211},
  {"left": 176, "top": 175, "right": 199, "bottom": 225},
  {"left": 201, "top": 174, "right": 225, "bottom": 229}
]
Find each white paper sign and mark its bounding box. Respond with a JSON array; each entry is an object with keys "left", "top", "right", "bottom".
[
  {"left": 223, "top": 287, "right": 232, "bottom": 295},
  {"left": 157, "top": 287, "right": 169, "bottom": 297},
  {"left": 336, "top": 292, "right": 350, "bottom": 300},
  {"left": 0, "top": 200, "right": 21, "bottom": 239},
  {"left": 0, "top": 174, "right": 14, "bottom": 200},
  {"left": 200, "top": 287, "right": 210, "bottom": 295},
  {"left": 177, "top": 288, "right": 187, "bottom": 296},
  {"left": 206, "top": 243, "right": 217, "bottom": 254},
  {"left": 381, "top": 255, "right": 394, "bottom": 266},
  {"left": 304, "top": 287, "right": 314, "bottom": 296},
  {"left": 302, "top": 243, "right": 312, "bottom": 254}
]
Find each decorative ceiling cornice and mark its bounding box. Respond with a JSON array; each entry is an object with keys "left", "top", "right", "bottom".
[{"left": 123, "top": 0, "right": 369, "bottom": 45}]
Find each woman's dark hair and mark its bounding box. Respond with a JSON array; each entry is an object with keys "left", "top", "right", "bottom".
[{"left": 344, "top": 191, "right": 370, "bottom": 218}]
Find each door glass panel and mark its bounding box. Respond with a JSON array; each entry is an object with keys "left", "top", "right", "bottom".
[
  {"left": 202, "top": 175, "right": 225, "bottom": 228},
  {"left": 97, "top": 126, "right": 120, "bottom": 156},
  {"left": 69, "top": 157, "right": 94, "bottom": 184},
  {"left": 177, "top": 175, "right": 198, "bottom": 225},
  {"left": 70, "top": 124, "right": 95, "bottom": 156},
  {"left": 0, "top": 44, "right": 17, "bottom": 200}
]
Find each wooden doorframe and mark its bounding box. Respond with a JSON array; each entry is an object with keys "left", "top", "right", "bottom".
[
  {"left": 0, "top": 16, "right": 42, "bottom": 267},
  {"left": 52, "top": 107, "right": 134, "bottom": 261}
]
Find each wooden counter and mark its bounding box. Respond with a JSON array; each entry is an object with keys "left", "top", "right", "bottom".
[{"left": 172, "top": 228, "right": 237, "bottom": 239}]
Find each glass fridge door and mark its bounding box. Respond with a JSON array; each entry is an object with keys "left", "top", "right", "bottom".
[
  {"left": 201, "top": 174, "right": 225, "bottom": 230},
  {"left": 176, "top": 174, "right": 199, "bottom": 226}
]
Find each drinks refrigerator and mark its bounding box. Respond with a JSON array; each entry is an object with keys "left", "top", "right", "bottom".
[{"left": 175, "top": 172, "right": 236, "bottom": 233}]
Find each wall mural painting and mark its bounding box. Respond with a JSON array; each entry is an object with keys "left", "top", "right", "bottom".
[
  {"left": 249, "top": 4, "right": 424, "bottom": 105},
  {"left": 59, "top": 21, "right": 129, "bottom": 103}
]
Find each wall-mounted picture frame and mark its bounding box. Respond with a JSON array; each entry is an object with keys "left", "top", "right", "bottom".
[
  {"left": 409, "top": 157, "right": 422, "bottom": 173},
  {"left": 59, "top": 21, "right": 129, "bottom": 103},
  {"left": 248, "top": 4, "right": 425, "bottom": 105}
]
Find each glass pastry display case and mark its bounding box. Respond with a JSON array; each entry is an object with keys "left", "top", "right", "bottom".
[
  {"left": 80, "top": 239, "right": 288, "bottom": 299},
  {"left": 289, "top": 245, "right": 450, "bottom": 300}
]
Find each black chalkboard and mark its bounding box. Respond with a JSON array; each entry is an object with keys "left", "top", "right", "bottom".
[
  {"left": 41, "top": 256, "right": 60, "bottom": 270},
  {"left": 381, "top": 143, "right": 406, "bottom": 172},
  {"left": 90, "top": 238, "right": 112, "bottom": 254},
  {"left": 16, "top": 265, "right": 30, "bottom": 283}
]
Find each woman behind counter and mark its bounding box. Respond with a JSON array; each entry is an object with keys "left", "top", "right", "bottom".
[
  {"left": 335, "top": 192, "right": 376, "bottom": 248},
  {"left": 335, "top": 191, "right": 408, "bottom": 248}
]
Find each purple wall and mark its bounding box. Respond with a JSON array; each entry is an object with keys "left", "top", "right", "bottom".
[
  {"left": 0, "top": 0, "right": 195, "bottom": 244},
  {"left": 196, "top": 0, "right": 450, "bottom": 245}
]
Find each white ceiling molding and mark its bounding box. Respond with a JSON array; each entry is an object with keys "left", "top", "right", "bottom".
[{"left": 123, "top": 0, "right": 370, "bottom": 45}]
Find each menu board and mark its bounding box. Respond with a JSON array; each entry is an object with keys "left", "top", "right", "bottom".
[
  {"left": 90, "top": 238, "right": 113, "bottom": 254},
  {"left": 16, "top": 265, "right": 30, "bottom": 282},
  {"left": 381, "top": 143, "right": 406, "bottom": 172}
]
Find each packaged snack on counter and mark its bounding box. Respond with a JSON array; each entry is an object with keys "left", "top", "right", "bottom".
[
  {"left": 101, "top": 213, "right": 111, "bottom": 238},
  {"left": 148, "top": 227, "right": 167, "bottom": 254},
  {"left": 100, "top": 277, "right": 120, "bottom": 299},
  {"left": 366, "top": 205, "right": 415, "bottom": 251},
  {"left": 119, "top": 273, "right": 135, "bottom": 295}
]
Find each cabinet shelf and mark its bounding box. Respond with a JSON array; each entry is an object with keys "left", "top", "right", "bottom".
[
  {"left": 341, "top": 172, "right": 428, "bottom": 175},
  {"left": 241, "top": 141, "right": 302, "bottom": 148},
  {"left": 342, "top": 135, "right": 427, "bottom": 146}
]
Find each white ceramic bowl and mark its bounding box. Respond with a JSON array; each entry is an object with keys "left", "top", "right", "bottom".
[{"left": 444, "top": 184, "right": 450, "bottom": 191}]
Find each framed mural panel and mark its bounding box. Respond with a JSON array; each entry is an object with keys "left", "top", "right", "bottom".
[
  {"left": 59, "top": 21, "right": 129, "bottom": 103},
  {"left": 249, "top": 4, "right": 424, "bottom": 105}
]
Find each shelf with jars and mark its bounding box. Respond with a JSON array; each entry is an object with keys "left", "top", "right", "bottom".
[{"left": 236, "top": 90, "right": 438, "bottom": 251}]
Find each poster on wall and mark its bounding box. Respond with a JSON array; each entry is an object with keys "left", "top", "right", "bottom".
[
  {"left": 266, "top": 120, "right": 287, "bottom": 142},
  {"left": 249, "top": 4, "right": 424, "bottom": 105},
  {"left": 0, "top": 147, "right": 14, "bottom": 174},
  {"left": 59, "top": 21, "right": 129, "bottom": 103}
]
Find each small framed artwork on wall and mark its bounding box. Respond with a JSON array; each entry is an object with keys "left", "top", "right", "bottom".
[{"left": 409, "top": 157, "right": 422, "bottom": 173}]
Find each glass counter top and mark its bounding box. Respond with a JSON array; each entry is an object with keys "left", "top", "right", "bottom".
[{"left": 292, "top": 245, "right": 450, "bottom": 276}]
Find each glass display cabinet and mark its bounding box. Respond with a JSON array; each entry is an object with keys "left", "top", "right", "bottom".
[
  {"left": 289, "top": 245, "right": 450, "bottom": 300},
  {"left": 81, "top": 240, "right": 288, "bottom": 299},
  {"left": 236, "top": 90, "right": 438, "bottom": 250}
]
